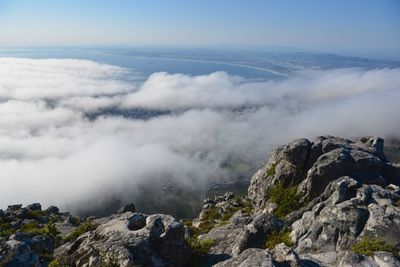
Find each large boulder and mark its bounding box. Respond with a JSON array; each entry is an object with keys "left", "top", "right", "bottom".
[
  {"left": 248, "top": 138, "right": 311, "bottom": 210},
  {"left": 54, "top": 212, "right": 190, "bottom": 267},
  {"left": 232, "top": 213, "right": 283, "bottom": 256}
]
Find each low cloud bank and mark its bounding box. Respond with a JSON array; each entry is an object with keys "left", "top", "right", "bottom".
[{"left": 0, "top": 57, "right": 399, "bottom": 212}]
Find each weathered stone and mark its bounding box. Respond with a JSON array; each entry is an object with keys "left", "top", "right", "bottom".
[
  {"left": 117, "top": 203, "right": 136, "bottom": 213},
  {"left": 26, "top": 203, "right": 41, "bottom": 211},
  {"left": 127, "top": 213, "right": 147, "bottom": 230},
  {"left": 54, "top": 213, "right": 190, "bottom": 267},
  {"left": 45, "top": 206, "right": 59, "bottom": 214},
  {"left": 214, "top": 248, "right": 277, "bottom": 267},
  {"left": 232, "top": 213, "right": 283, "bottom": 256}
]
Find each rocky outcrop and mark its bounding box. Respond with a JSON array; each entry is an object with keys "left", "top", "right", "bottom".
[
  {"left": 292, "top": 176, "right": 400, "bottom": 266},
  {"left": 209, "top": 136, "right": 400, "bottom": 266},
  {"left": 0, "top": 204, "right": 76, "bottom": 267},
  {"left": 248, "top": 136, "right": 400, "bottom": 212}
]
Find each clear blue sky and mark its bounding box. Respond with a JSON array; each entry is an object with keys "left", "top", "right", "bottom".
[{"left": 0, "top": 0, "right": 399, "bottom": 58}]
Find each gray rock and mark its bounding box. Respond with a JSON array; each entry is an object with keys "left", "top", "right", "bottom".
[
  {"left": 54, "top": 213, "right": 190, "bottom": 267},
  {"left": 232, "top": 213, "right": 283, "bottom": 256},
  {"left": 3, "top": 239, "right": 42, "bottom": 267},
  {"left": 291, "top": 176, "right": 400, "bottom": 266},
  {"left": 127, "top": 213, "right": 147, "bottom": 230},
  {"left": 45, "top": 206, "right": 59, "bottom": 214},
  {"left": 26, "top": 203, "right": 41, "bottom": 211},
  {"left": 248, "top": 136, "right": 400, "bottom": 212},
  {"left": 248, "top": 139, "right": 311, "bottom": 211},
  {"left": 117, "top": 203, "right": 136, "bottom": 213},
  {"left": 7, "top": 205, "right": 22, "bottom": 211},
  {"left": 214, "top": 248, "right": 277, "bottom": 267}
]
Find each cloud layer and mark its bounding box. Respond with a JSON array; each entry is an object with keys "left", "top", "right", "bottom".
[{"left": 0, "top": 57, "right": 399, "bottom": 213}]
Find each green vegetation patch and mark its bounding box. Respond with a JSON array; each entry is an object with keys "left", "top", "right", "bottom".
[
  {"left": 267, "top": 182, "right": 303, "bottom": 219},
  {"left": 48, "top": 255, "right": 71, "bottom": 267},
  {"left": 63, "top": 220, "right": 99, "bottom": 242},
  {"left": 267, "top": 163, "right": 277, "bottom": 177},
  {"left": 351, "top": 236, "right": 398, "bottom": 256},
  {"left": 395, "top": 199, "right": 400, "bottom": 207},
  {"left": 26, "top": 210, "right": 46, "bottom": 219},
  {"left": 0, "top": 221, "right": 16, "bottom": 237},
  {"left": 265, "top": 228, "right": 294, "bottom": 249},
  {"left": 186, "top": 238, "right": 214, "bottom": 267}
]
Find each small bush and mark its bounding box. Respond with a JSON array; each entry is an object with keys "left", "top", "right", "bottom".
[
  {"left": 267, "top": 163, "right": 277, "bottom": 177},
  {"left": 63, "top": 220, "right": 98, "bottom": 242},
  {"left": 44, "top": 222, "right": 61, "bottom": 245},
  {"left": 26, "top": 210, "right": 46, "bottom": 219},
  {"left": 265, "top": 228, "right": 294, "bottom": 249},
  {"left": 48, "top": 255, "right": 71, "bottom": 267},
  {"left": 267, "top": 182, "right": 302, "bottom": 219},
  {"left": 201, "top": 207, "right": 221, "bottom": 221},
  {"left": 186, "top": 238, "right": 214, "bottom": 266},
  {"left": 20, "top": 221, "right": 43, "bottom": 234},
  {"left": 69, "top": 216, "right": 81, "bottom": 226},
  {"left": 0, "top": 221, "right": 16, "bottom": 237},
  {"left": 351, "top": 236, "right": 398, "bottom": 256},
  {"left": 220, "top": 208, "right": 236, "bottom": 222}
]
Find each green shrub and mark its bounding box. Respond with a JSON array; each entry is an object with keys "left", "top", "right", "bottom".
[
  {"left": 267, "top": 182, "right": 302, "bottom": 219},
  {"left": 0, "top": 221, "right": 16, "bottom": 237},
  {"left": 351, "top": 236, "right": 398, "bottom": 256},
  {"left": 267, "top": 163, "right": 277, "bottom": 177},
  {"left": 202, "top": 207, "right": 221, "bottom": 221},
  {"left": 26, "top": 210, "right": 46, "bottom": 219},
  {"left": 48, "top": 255, "right": 71, "bottom": 267},
  {"left": 19, "top": 221, "right": 61, "bottom": 247},
  {"left": 265, "top": 228, "right": 294, "bottom": 249},
  {"left": 186, "top": 238, "right": 214, "bottom": 266},
  {"left": 63, "top": 220, "right": 98, "bottom": 242},
  {"left": 44, "top": 222, "right": 61, "bottom": 245},
  {"left": 395, "top": 199, "right": 400, "bottom": 207},
  {"left": 69, "top": 216, "right": 81, "bottom": 225},
  {"left": 20, "top": 221, "right": 43, "bottom": 235},
  {"left": 220, "top": 207, "right": 236, "bottom": 222}
]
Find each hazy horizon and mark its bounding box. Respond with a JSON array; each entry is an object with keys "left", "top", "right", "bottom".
[{"left": 1, "top": 0, "right": 399, "bottom": 59}]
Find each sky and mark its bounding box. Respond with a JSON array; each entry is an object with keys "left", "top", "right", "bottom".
[{"left": 0, "top": 0, "right": 399, "bottom": 58}]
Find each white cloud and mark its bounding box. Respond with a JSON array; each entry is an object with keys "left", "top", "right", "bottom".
[{"left": 0, "top": 57, "right": 399, "bottom": 213}]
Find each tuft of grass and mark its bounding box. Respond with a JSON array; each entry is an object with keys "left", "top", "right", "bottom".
[
  {"left": 351, "top": 236, "right": 398, "bottom": 256},
  {"left": 267, "top": 163, "right": 277, "bottom": 177},
  {"left": 63, "top": 220, "right": 98, "bottom": 243},
  {"left": 186, "top": 238, "right": 214, "bottom": 267},
  {"left": 267, "top": 182, "right": 302, "bottom": 219},
  {"left": 48, "top": 255, "right": 71, "bottom": 267},
  {"left": 395, "top": 199, "right": 400, "bottom": 207},
  {"left": 265, "top": 228, "right": 294, "bottom": 249}
]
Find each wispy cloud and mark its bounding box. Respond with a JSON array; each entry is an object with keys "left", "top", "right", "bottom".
[{"left": 0, "top": 57, "right": 399, "bottom": 212}]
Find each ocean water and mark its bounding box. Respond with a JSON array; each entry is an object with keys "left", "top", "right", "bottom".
[{"left": 0, "top": 48, "right": 282, "bottom": 81}]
